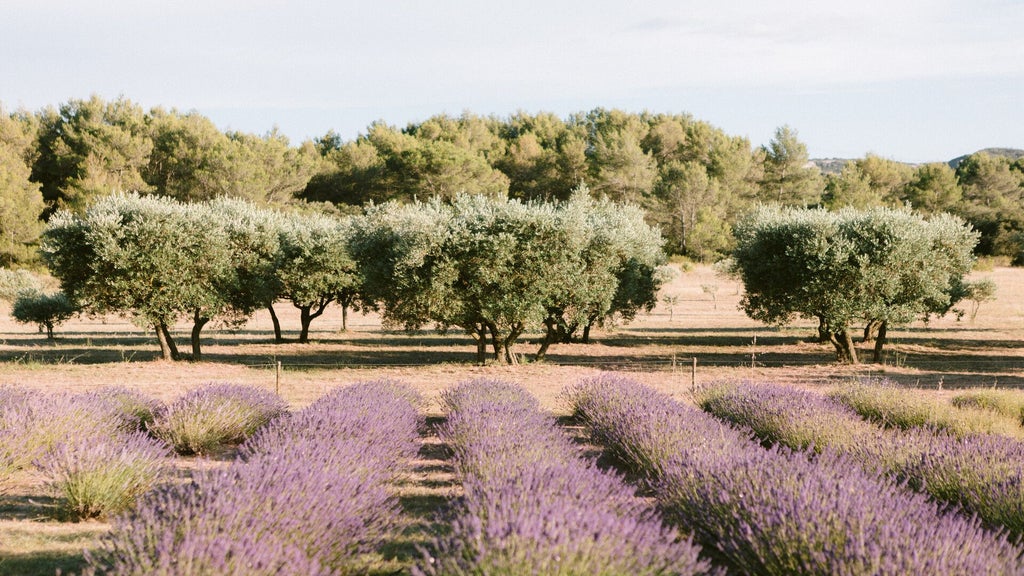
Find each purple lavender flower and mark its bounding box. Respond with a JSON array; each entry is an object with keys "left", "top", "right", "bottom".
[
  {"left": 700, "top": 380, "right": 1024, "bottom": 541},
  {"left": 88, "top": 379, "right": 423, "bottom": 575},
  {"left": 37, "top": 429, "right": 171, "bottom": 520},
  {"left": 1, "top": 387, "right": 132, "bottom": 479},
  {"left": 566, "top": 374, "right": 1024, "bottom": 574},
  {"left": 84, "top": 386, "right": 164, "bottom": 432},
  {"left": 417, "top": 378, "right": 711, "bottom": 575}
]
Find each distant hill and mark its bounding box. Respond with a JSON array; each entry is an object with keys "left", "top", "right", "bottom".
[
  {"left": 948, "top": 148, "right": 1024, "bottom": 169},
  {"left": 812, "top": 148, "right": 1024, "bottom": 175},
  {"left": 810, "top": 158, "right": 850, "bottom": 175}
]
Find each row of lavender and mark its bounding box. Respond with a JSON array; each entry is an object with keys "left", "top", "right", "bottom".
[
  {"left": 415, "top": 378, "right": 712, "bottom": 575},
  {"left": 84, "top": 379, "right": 423, "bottom": 575},
  {"left": 0, "top": 383, "right": 288, "bottom": 519},
  {"left": 564, "top": 374, "right": 1024, "bottom": 575},
  {"left": 830, "top": 380, "right": 1024, "bottom": 440},
  {"left": 699, "top": 381, "right": 1024, "bottom": 541}
]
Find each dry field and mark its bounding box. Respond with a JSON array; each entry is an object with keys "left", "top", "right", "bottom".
[{"left": 1, "top": 264, "right": 1022, "bottom": 574}]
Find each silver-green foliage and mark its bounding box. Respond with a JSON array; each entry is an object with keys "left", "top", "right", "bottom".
[
  {"left": 0, "top": 267, "right": 42, "bottom": 302},
  {"left": 41, "top": 193, "right": 235, "bottom": 359},
  {"left": 351, "top": 193, "right": 666, "bottom": 363},
  {"left": 275, "top": 211, "right": 359, "bottom": 342},
  {"left": 730, "top": 205, "right": 978, "bottom": 363}
]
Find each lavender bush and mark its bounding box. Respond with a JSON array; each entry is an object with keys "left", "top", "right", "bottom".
[
  {"left": 36, "top": 430, "right": 170, "bottom": 520},
  {"left": 149, "top": 383, "right": 287, "bottom": 455},
  {"left": 417, "top": 378, "right": 711, "bottom": 576},
  {"left": 0, "top": 387, "right": 131, "bottom": 478},
  {"left": 87, "top": 379, "right": 423, "bottom": 575},
  {"left": 952, "top": 388, "right": 1024, "bottom": 424},
  {"left": 85, "top": 386, "right": 164, "bottom": 431},
  {"left": 830, "top": 380, "right": 1024, "bottom": 440},
  {"left": 565, "top": 374, "right": 1024, "bottom": 574},
  {"left": 700, "top": 380, "right": 1024, "bottom": 542}
]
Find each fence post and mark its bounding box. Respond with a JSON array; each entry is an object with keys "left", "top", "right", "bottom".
[
  {"left": 691, "top": 357, "right": 697, "bottom": 391},
  {"left": 276, "top": 361, "right": 281, "bottom": 396}
]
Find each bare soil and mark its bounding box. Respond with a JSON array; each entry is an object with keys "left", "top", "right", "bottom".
[{"left": 0, "top": 264, "right": 1021, "bottom": 574}]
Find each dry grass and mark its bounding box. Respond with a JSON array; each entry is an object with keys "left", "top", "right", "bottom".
[{"left": 1, "top": 264, "right": 1022, "bottom": 573}]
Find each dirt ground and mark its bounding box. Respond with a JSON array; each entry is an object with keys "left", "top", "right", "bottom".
[{"left": 0, "top": 264, "right": 1019, "bottom": 413}]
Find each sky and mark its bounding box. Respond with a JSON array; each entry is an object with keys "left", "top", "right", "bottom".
[{"left": 1, "top": 0, "right": 1022, "bottom": 164}]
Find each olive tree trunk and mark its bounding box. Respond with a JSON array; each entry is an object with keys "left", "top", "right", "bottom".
[
  {"left": 863, "top": 319, "right": 883, "bottom": 343},
  {"left": 191, "top": 309, "right": 210, "bottom": 361},
  {"left": 872, "top": 320, "right": 888, "bottom": 363},
  {"left": 827, "top": 327, "right": 858, "bottom": 364},
  {"left": 155, "top": 322, "right": 180, "bottom": 361},
  {"left": 296, "top": 298, "right": 332, "bottom": 344},
  {"left": 471, "top": 324, "right": 489, "bottom": 365},
  {"left": 267, "top": 304, "right": 283, "bottom": 343}
]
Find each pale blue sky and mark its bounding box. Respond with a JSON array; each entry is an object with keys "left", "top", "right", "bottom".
[{"left": 2, "top": 0, "right": 1021, "bottom": 163}]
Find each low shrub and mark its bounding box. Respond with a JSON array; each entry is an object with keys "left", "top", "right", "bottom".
[
  {"left": 830, "top": 380, "right": 1024, "bottom": 440},
  {"left": 85, "top": 386, "right": 163, "bottom": 432},
  {"left": 88, "top": 379, "right": 423, "bottom": 575},
  {"left": 37, "top": 430, "right": 170, "bottom": 520},
  {"left": 952, "top": 388, "right": 1024, "bottom": 425},
  {"left": 699, "top": 380, "right": 881, "bottom": 454},
  {"left": 0, "top": 388, "right": 130, "bottom": 476},
  {"left": 417, "top": 379, "right": 710, "bottom": 576},
  {"left": 150, "top": 383, "right": 287, "bottom": 455},
  {"left": 701, "top": 380, "right": 1024, "bottom": 542},
  {"left": 565, "top": 374, "right": 1024, "bottom": 574}
]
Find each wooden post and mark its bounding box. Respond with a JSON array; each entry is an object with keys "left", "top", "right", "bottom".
[
  {"left": 672, "top": 354, "right": 677, "bottom": 371},
  {"left": 691, "top": 357, "right": 697, "bottom": 391},
  {"left": 276, "top": 361, "right": 281, "bottom": 396},
  {"left": 751, "top": 334, "right": 757, "bottom": 369}
]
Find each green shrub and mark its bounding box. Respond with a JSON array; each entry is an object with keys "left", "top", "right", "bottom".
[
  {"left": 952, "top": 389, "right": 1024, "bottom": 425},
  {"left": 11, "top": 290, "right": 77, "bottom": 339},
  {"left": 830, "top": 380, "right": 1024, "bottom": 440},
  {"left": 38, "top": 431, "right": 170, "bottom": 520},
  {"left": 150, "top": 383, "right": 288, "bottom": 455}
]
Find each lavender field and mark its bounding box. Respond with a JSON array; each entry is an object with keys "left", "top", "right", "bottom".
[{"left": 4, "top": 375, "right": 1024, "bottom": 574}]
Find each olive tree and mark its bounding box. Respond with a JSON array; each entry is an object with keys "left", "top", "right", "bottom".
[
  {"left": 353, "top": 196, "right": 569, "bottom": 364},
  {"left": 352, "top": 193, "right": 668, "bottom": 364},
  {"left": 11, "top": 290, "right": 76, "bottom": 339},
  {"left": 730, "top": 205, "right": 978, "bottom": 363},
  {"left": 536, "top": 190, "right": 667, "bottom": 358},
  {"left": 275, "top": 212, "right": 359, "bottom": 343},
  {"left": 41, "top": 193, "right": 235, "bottom": 360},
  {"left": 349, "top": 198, "right": 460, "bottom": 337},
  {"left": 446, "top": 194, "right": 577, "bottom": 363},
  {"left": 0, "top": 267, "right": 42, "bottom": 302},
  {"left": 205, "top": 197, "right": 286, "bottom": 341}
]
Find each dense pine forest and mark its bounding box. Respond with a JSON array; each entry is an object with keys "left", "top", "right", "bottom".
[{"left": 2, "top": 95, "right": 1022, "bottom": 268}]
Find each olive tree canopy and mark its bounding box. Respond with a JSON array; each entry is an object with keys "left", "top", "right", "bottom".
[{"left": 730, "top": 205, "right": 978, "bottom": 363}]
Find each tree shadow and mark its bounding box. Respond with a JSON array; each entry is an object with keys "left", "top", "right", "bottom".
[{"left": 0, "top": 549, "right": 92, "bottom": 576}]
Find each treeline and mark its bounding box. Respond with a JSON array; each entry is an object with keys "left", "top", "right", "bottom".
[
  {"left": 2, "top": 95, "right": 1024, "bottom": 267},
  {"left": 40, "top": 192, "right": 667, "bottom": 364}
]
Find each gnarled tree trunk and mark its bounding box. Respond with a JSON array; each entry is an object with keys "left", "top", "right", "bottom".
[
  {"left": 862, "top": 319, "right": 883, "bottom": 343},
  {"left": 827, "top": 327, "right": 858, "bottom": 364},
  {"left": 191, "top": 309, "right": 210, "bottom": 361},
  {"left": 872, "top": 320, "right": 888, "bottom": 363},
  {"left": 471, "top": 324, "right": 489, "bottom": 365},
  {"left": 156, "top": 322, "right": 179, "bottom": 361},
  {"left": 296, "top": 298, "right": 332, "bottom": 344},
  {"left": 817, "top": 316, "right": 830, "bottom": 343},
  {"left": 268, "top": 304, "right": 283, "bottom": 343},
  {"left": 536, "top": 317, "right": 557, "bottom": 361}
]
